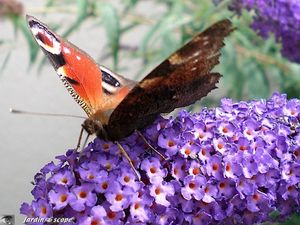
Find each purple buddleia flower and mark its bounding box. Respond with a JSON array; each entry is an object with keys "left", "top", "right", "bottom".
[
  {"left": 32, "top": 199, "right": 53, "bottom": 218},
  {"left": 171, "top": 157, "right": 187, "bottom": 181},
  {"left": 21, "top": 93, "right": 300, "bottom": 224},
  {"left": 105, "top": 182, "right": 133, "bottom": 212},
  {"left": 215, "top": 0, "right": 300, "bottom": 63},
  {"left": 48, "top": 185, "right": 74, "bottom": 210},
  {"left": 69, "top": 183, "right": 97, "bottom": 211},
  {"left": 141, "top": 157, "right": 167, "bottom": 181},
  {"left": 129, "top": 190, "right": 153, "bottom": 222},
  {"left": 181, "top": 175, "right": 206, "bottom": 201},
  {"left": 149, "top": 176, "right": 175, "bottom": 207},
  {"left": 49, "top": 169, "right": 75, "bottom": 187}
]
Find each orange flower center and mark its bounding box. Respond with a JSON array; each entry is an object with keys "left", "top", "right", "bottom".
[
  {"left": 115, "top": 194, "right": 123, "bottom": 201},
  {"left": 204, "top": 187, "right": 209, "bottom": 193},
  {"left": 168, "top": 141, "right": 175, "bottom": 147},
  {"left": 239, "top": 145, "right": 247, "bottom": 151},
  {"left": 102, "top": 182, "right": 108, "bottom": 189},
  {"left": 198, "top": 133, "right": 204, "bottom": 139},
  {"left": 222, "top": 127, "right": 228, "bottom": 133},
  {"left": 150, "top": 167, "right": 157, "bottom": 174},
  {"left": 193, "top": 168, "right": 200, "bottom": 175},
  {"left": 79, "top": 191, "right": 87, "bottom": 198},
  {"left": 212, "top": 163, "right": 219, "bottom": 171},
  {"left": 61, "top": 177, "right": 68, "bottom": 184},
  {"left": 219, "top": 182, "right": 226, "bottom": 189},
  {"left": 252, "top": 193, "right": 259, "bottom": 201},
  {"left": 189, "top": 182, "right": 196, "bottom": 189},
  {"left": 155, "top": 187, "right": 161, "bottom": 195},
  {"left": 91, "top": 220, "right": 100, "bottom": 225},
  {"left": 41, "top": 206, "right": 47, "bottom": 215},
  {"left": 134, "top": 203, "right": 140, "bottom": 210},
  {"left": 88, "top": 174, "right": 95, "bottom": 180},
  {"left": 184, "top": 148, "right": 191, "bottom": 155},
  {"left": 288, "top": 186, "right": 293, "bottom": 191},
  {"left": 105, "top": 163, "right": 112, "bottom": 170},
  {"left": 103, "top": 143, "right": 110, "bottom": 150},
  {"left": 217, "top": 143, "right": 223, "bottom": 149},
  {"left": 107, "top": 211, "right": 116, "bottom": 219},
  {"left": 174, "top": 168, "right": 178, "bottom": 175},
  {"left": 225, "top": 164, "right": 231, "bottom": 171},
  {"left": 60, "top": 194, "right": 67, "bottom": 202},
  {"left": 124, "top": 176, "right": 130, "bottom": 183}
]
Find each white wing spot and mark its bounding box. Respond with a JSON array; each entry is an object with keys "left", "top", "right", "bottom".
[
  {"left": 57, "top": 66, "right": 67, "bottom": 77},
  {"left": 31, "top": 26, "right": 61, "bottom": 55},
  {"left": 64, "top": 47, "right": 71, "bottom": 54},
  {"left": 192, "top": 51, "right": 201, "bottom": 57}
]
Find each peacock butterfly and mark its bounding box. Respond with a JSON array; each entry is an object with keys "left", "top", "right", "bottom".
[{"left": 26, "top": 15, "right": 233, "bottom": 142}]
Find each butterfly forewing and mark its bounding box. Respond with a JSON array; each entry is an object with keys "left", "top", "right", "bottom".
[
  {"left": 106, "top": 19, "right": 234, "bottom": 140},
  {"left": 27, "top": 16, "right": 135, "bottom": 125}
]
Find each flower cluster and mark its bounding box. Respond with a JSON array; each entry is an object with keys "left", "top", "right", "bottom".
[
  {"left": 21, "top": 92, "right": 300, "bottom": 224},
  {"left": 215, "top": 0, "right": 300, "bottom": 63}
]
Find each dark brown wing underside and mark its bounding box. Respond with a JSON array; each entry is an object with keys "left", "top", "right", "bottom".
[{"left": 106, "top": 19, "right": 234, "bottom": 140}]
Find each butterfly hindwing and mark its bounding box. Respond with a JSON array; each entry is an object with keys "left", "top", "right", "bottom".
[{"left": 106, "top": 19, "right": 234, "bottom": 140}]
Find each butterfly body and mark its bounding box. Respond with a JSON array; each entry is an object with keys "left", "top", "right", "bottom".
[{"left": 27, "top": 15, "right": 233, "bottom": 141}]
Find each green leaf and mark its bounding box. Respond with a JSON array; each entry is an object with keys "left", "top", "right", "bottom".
[
  {"left": 62, "top": 0, "right": 89, "bottom": 37},
  {"left": 99, "top": 3, "right": 120, "bottom": 70},
  {"left": 16, "top": 17, "right": 39, "bottom": 64},
  {"left": 247, "top": 62, "right": 269, "bottom": 99},
  {"left": 124, "top": 0, "right": 138, "bottom": 8},
  {"left": 140, "top": 14, "right": 191, "bottom": 63},
  {"left": 0, "top": 51, "right": 12, "bottom": 74}
]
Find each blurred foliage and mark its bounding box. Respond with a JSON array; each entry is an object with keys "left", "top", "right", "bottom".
[
  {"left": 1, "top": 1, "right": 300, "bottom": 223},
  {"left": 1, "top": 0, "right": 300, "bottom": 107}
]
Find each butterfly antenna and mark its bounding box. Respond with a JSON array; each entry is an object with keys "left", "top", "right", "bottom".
[
  {"left": 115, "top": 141, "right": 141, "bottom": 181},
  {"left": 10, "top": 108, "right": 86, "bottom": 119},
  {"left": 136, "top": 130, "right": 167, "bottom": 160}
]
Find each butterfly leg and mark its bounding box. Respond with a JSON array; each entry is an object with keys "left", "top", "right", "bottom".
[
  {"left": 115, "top": 141, "right": 141, "bottom": 181},
  {"left": 82, "top": 134, "right": 90, "bottom": 150},
  {"left": 75, "top": 127, "right": 84, "bottom": 150},
  {"left": 136, "top": 130, "right": 167, "bottom": 160}
]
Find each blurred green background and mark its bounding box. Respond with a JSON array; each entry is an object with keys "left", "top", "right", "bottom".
[
  {"left": 1, "top": 0, "right": 300, "bottom": 224},
  {"left": 2, "top": 0, "right": 300, "bottom": 107}
]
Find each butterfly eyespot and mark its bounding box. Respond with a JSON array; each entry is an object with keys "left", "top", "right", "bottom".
[
  {"left": 37, "top": 32, "right": 53, "bottom": 48},
  {"left": 101, "top": 69, "right": 121, "bottom": 87}
]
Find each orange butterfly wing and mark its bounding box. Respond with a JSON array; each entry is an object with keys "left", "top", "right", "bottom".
[{"left": 27, "top": 15, "right": 134, "bottom": 124}]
